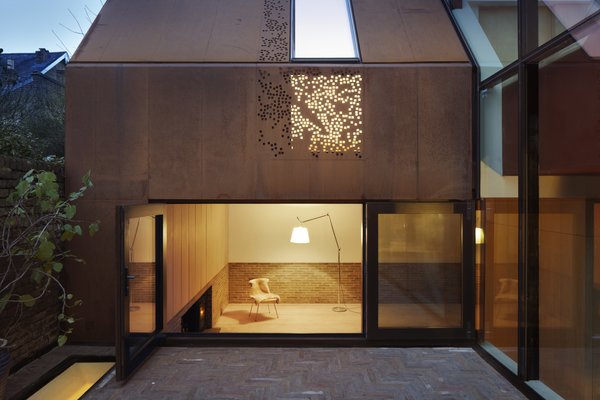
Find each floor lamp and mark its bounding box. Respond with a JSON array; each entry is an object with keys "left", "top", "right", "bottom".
[{"left": 290, "top": 213, "right": 347, "bottom": 312}]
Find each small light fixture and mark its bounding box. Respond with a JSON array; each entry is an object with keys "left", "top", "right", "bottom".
[
  {"left": 475, "top": 227, "right": 485, "bottom": 245},
  {"left": 290, "top": 226, "right": 310, "bottom": 244}
]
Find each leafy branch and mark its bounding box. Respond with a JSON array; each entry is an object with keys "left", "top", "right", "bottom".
[{"left": 0, "top": 170, "right": 99, "bottom": 347}]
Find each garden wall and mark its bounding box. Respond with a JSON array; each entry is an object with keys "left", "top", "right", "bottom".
[{"left": 0, "top": 155, "right": 64, "bottom": 369}]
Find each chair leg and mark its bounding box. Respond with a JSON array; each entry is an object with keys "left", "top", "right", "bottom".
[
  {"left": 267, "top": 304, "right": 271, "bottom": 313},
  {"left": 249, "top": 303, "right": 254, "bottom": 317},
  {"left": 274, "top": 303, "right": 279, "bottom": 318},
  {"left": 255, "top": 303, "right": 260, "bottom": 321}
]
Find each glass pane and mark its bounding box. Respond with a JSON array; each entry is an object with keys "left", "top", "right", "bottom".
[
  {"left": 536, "top": 17, "right": 600, "bottom": 399},
  {"left": 293, "top": 0, "right": 359, "bottom": 60},
  {"left": 538, "top": 0, "right": 599, "bottom": 46},
  {"left": 378, "top": 213, "right": 462, "bottom": 328},
  {"left": 127, "top": 216, "right": 156, "bottom": 334},
  {"left": 451, "top": 0, "right": 518, "bottom": 80},
  {"left": 479, "top": 75, "right": 519, "bottom": 369}
]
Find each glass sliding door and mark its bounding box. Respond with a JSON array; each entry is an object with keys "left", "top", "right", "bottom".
[
  {"left": 534, "top": 25, "right": 600, "bottom": 398},
  {"left": 367, "top": 202, "right": 474, "bottom": 340}
]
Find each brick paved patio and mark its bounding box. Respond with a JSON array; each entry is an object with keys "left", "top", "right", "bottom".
[{"left": 85, "top": 347, "right": 526, "bottom": 399}]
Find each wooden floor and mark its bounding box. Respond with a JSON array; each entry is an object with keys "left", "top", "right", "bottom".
[
  {"left": 214, "top": 303, "right": 362, "bottom": 333},
  {"left": 86, "top": 347, "right": 527, "bottom": 399}
]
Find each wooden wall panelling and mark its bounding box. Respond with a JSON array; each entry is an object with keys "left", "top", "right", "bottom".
[
  {"left": 182, "top": 204, "right": 190, "bottom": 305},
  {"left": 189, "top": 205, "right": 197, "bottom": 298},
  {"left": 166, "top": 205, "right": 174, "bottom": 321},
  {"left": 165, "top": 203, "right": 229, "bottom": 325},
  {"left": 174, "top": 204, "right": 183, "bottom": 317},
  {"left": 197, "top": 204, "right": 208, "bottom": 290}
]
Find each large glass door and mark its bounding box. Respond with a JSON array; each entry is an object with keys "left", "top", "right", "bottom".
[
  {"left": 366, "top": 202, "right": 475, "bottom": 340},
  {"left": 117, "top": 205, "right": 165, "bottom": 381}
]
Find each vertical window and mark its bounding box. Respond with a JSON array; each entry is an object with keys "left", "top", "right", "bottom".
[{"left": 292, "top": 0, "right": 360, "bottom": 60}]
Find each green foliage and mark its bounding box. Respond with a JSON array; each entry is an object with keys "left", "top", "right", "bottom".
[
  {"left": 0, "top": 70, "right": 65, "bottom": 161},
  {"left": 0, "top": 123, "right": 44, "bottom": 160},
  {"left": 0, "top": 170, "right": 100, "bottom": 348}
]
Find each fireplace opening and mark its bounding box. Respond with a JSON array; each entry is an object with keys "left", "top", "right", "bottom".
[{"left": 181, "top": 287, "right": 212, "bottom": 332}]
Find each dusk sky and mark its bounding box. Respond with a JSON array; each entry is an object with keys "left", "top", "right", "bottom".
[{"left": 0, "top": 0, "right": 104, "bottom": 55}]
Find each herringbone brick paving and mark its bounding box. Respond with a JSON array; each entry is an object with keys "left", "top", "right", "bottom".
[{"left": 85, "top": 347, "right": 526, "bottom": 399}]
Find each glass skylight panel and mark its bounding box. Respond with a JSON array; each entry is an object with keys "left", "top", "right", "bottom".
[{"left": 292, "top": 0, "right": 359, "bottom": 60}]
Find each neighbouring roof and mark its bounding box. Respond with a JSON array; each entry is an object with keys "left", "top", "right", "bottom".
[
  {"left": 0, "top": 49, "right": 69, "bottom": 91},
  {"left": 72, "top": 0, "right": 468, "bottom": 63}
]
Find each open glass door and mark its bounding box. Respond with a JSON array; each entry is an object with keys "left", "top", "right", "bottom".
[
  {"left": 117, "top": 205, "right": 165, "bottom": 381},
  {"left": 366, "top": 202, "right": 475, "bottom": 341}
]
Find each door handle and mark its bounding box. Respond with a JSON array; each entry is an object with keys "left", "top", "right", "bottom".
[{"left": 127, "top": 274, "right": 136, "bottom": 280}]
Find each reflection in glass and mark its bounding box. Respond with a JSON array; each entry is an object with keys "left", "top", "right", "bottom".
[
  {"left": 538, "top": 0, "right": 599, "bottom": 46},
  {"left": 479, "top": 75, "right": 519, "bottom": 368},
  {"left": 126, "top": 216, "right": 156, "bottom": 334},
  {"left": 451, "top": 0, "right": 518, "bottom": 80},
  {"left": 536, "top": 18, "right": 600, "bottom": 398},
  {"left": 378, "top": 213, "right": 462, "bottom": 328}
]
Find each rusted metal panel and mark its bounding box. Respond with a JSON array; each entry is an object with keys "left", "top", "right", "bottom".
[
  {"left": 67, "top": 63, "right": 471, "bottom": 202},
  {"left": 73, "top": 0, "right": 274, "bottom": 63}
]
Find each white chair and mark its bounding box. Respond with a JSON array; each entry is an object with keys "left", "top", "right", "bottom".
[{"left": 248, "top": 278, "right": 280, "bottom": 321}]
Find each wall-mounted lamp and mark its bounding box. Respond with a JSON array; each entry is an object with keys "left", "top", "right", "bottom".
[
  {"left": 290, "top": 213, "right": 346, "bottom": 312},
  {"left": 475, "top": 227, "right": 485, "bottom": 245}
]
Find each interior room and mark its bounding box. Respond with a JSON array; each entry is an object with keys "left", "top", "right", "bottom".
[{"left": 126, "top": 203, "right": 363, "bottom": 335}]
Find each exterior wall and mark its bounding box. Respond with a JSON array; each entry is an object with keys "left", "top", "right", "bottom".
[
  {"left": 65, "top": 62, "right": 471, "bottom": 342},
  {"left": 0, "top": 156, "right": 64, "bottom": 366},
  {"left": 73, "top": 0, "right": 466, "bottom": 64},
  {"left": 229, "top": 263, "right": 362, "bottom": 304},
  {"left": 67, "top": 64, "right": 471, "bottom": 201}
]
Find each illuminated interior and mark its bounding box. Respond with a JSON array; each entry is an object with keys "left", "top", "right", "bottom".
[
  {"left": 127, "top": 204, "right": 364, "bottom": 335},
  {"left": 28, "top": 362, "right": 113, "bottom": 400}
]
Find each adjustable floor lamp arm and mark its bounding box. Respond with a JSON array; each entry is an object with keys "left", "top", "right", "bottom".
[
  {"left": 297, "top": 213, "right": 341, "bottom": 252},
  {"left": 296, "top": 213, "right": 346, "bottom": 312}
]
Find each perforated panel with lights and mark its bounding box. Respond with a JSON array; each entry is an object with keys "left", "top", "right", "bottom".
[
  {"left": 290, "top": 73, "right": 362, "bottom": 156},
  {"left": 257, "top": 68, "right": 363, "bottom": 159}
]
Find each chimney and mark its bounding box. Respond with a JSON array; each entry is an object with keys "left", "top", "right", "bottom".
[{"left": 35, "top": 48, "right": 50, "bottom": 64}]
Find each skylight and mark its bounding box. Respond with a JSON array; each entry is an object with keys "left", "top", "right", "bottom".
[{"left": 292, "top": 0, "right": 360, "bottom": 61}]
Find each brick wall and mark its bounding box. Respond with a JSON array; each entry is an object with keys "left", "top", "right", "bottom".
[
  {"left": 0, "top": 156, "right": 64, "bottom": 368},
  {"left": 129, "top": 263, "right": 155, "bottom": 303},
  {"left": 379, "top": 263, "right": 461, "bottom": 304},
  {"left": 229, "top": 263, "right": 362, "bottom": 304}
]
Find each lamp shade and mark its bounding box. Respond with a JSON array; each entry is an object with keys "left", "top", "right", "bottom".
[{"left": 290, "top": 226, "right": 310, "bottom": 244}]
